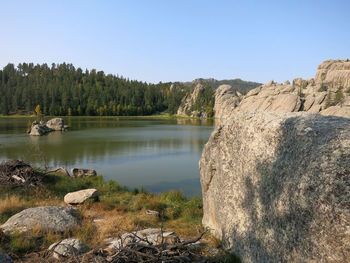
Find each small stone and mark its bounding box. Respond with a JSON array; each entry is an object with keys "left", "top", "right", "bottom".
[{"left": 145, "top": 210, "right": 160, "bottom": 217}]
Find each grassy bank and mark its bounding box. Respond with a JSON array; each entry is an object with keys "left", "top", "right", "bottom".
[{"left": 0, "top": 172, "right": 239, "bottom": 262}]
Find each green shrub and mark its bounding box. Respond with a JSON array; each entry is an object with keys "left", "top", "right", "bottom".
[
  {"left": 10, "top": 233, "right": 36, "bottom": 254},
  {"left": 318, "top": 84, "right": 328, "bottom": 92},
  {"left": 334, "top": 88, "right": 345, "bottom": 105}
]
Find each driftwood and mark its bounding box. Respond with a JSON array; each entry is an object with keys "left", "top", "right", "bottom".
[
  {"left": 0, "top": 159, "right": 44, "bottom": 186},
  {"left": 46, "top": 167, "right": 71, "bottom": 177},
  {"left": 42, "top": 228, "right": 209, "bottom": 263}
]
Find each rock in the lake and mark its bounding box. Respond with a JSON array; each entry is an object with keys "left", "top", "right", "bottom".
[
  {"left": 0, "top": 253, "right": 13, "bottom": 263},
  {"left": 200, "top": 111, "right": 350, "bottom": 263},
  {"left": 29, "top": 124, "right": 51, "bottom": 136},
  {"left": 28, "top": 118, "right": 68, "bottom": 136},
  {"left": 46, "top": 118, "right": 67, "bottom": 131},
  {"left": 0, "top": 206, "right": 80, "bottom": 234},
  {"left": 70, "top": 168, "right": 97, "bottom": 177},
  {"left": 106, "top": 228, "right": 179, "bottom": 249},
  {"left": 64, "top": 189, "right": 99, "bottom": 205},
  {"left": 48, "top": 238, "right": 89, "bottom": 259}
]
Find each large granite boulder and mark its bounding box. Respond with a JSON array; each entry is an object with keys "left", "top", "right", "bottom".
[
  {"left": 64, "top": 189, "right": 99, "bottom": 205},
  {"left": 0, "top": 206, "right": 80, "bottom": 234},
  {"left": 46, "top": 118, "right": 66, "bottom": 131},
  {"left": 200, "top": 111, "right": 350, "bottom": 263},
  {"left": 48, "top": 238, "right": 89, "bottom": 259}
]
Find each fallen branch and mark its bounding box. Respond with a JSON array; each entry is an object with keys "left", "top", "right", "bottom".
[{"left": 46, "top": 167, "right": 70, "bottom": 177}]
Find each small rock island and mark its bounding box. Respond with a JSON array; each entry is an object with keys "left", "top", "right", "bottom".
[{"left": 28, "top": 118, "right": 69, "bottom": 136}]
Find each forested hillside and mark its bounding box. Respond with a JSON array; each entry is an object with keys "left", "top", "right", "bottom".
[
  {"left": 0, "top": 63, "right": 185, "bottom": 116},
  {"left": 0, "top": 63, "right": 259, "bottom": 117}
]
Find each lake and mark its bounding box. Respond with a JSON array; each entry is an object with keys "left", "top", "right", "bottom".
[{"left": 0, "top": 117, "right": 214, "bottom": 196}]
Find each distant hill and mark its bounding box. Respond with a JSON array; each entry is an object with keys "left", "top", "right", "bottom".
[{"left": 186, "top": 78, "right": 262, "bottom": 94}]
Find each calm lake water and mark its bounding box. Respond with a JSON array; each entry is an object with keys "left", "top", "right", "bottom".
[{"left": 0, "top": 117, "right": 214, "bottom": 196}]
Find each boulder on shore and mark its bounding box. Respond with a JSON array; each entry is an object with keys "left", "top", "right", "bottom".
[
  {"left": 70, "top": 168, "right": 97, "bottom": 177},
  {"left": 0, "top": 206, "right": 80, "bottom": 234},
  {"left": 200, "top": 111, "right": 350, "bottom": 263},
  {"left": 64, "top": 188, "right": 99, "bottom": 205}
]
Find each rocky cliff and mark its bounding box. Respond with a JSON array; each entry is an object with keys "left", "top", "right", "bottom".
[
  {"left": 200, "top": 111, "right": 350, "bottom": 262},
  {"left": 213, "top": 59, "right": 350, "bottom": 120},
  {"left": 176, "top": 78, "right": 261, "bottom": 118}
]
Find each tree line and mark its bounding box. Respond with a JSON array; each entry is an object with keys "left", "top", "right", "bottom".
[{"left": 0, "top": 63, "right": 185, "bottom": 116}]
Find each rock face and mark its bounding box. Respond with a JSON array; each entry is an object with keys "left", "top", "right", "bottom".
[
  {"left": 70, "top": 168, "right": 97, "bottom": 177},
  {"left": 64, "top": 189, "right": 99, "bottom": 205},
  {"left": 315, "top": 58, "right": 350, "bottom": 88},
  {"left": 177, "top": 83, "right": 207, "bottom": 118},
  {"left": 200, "top": 111, "right": 350, "bottom": 263},
  {"left": 213, "top": 59, "right": 350, "bottom": 121},
  {"left": 0, "top": 253, "right": 13, "bottom": 263},
  {"left": 213, "top": 85, "right": 241, "bottom": 120},
  {"left": 0, "top": 206, "right": 80, "bottom": 234},
  {"left": 48, "top": 238, "right": 89, "bottom": 259},
  {"left": 237, "top": 81, "right": 301, "bottom": 113},
  {"left": 176, "top": 78, "right": 261, "bottom": 118},
  {"left": 28, "top": 118, "right": 68, "bottom": 136}
]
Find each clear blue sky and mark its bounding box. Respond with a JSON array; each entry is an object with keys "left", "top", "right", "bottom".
[{"left": 1, "top": 0, "right": 349, "bottom": 84}]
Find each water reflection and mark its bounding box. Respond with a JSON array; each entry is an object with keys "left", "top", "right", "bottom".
[{"left": 0, "top": 117, "right": 214, "bottom": 196}]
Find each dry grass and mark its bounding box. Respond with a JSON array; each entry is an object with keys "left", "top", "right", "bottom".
[{"left": 0, "top": 173, "right": 209, "bottom": 258}]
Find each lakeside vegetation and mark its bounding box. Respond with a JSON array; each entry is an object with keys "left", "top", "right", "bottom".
[{"left": 0, "top": 171, "right": 240, "bottom": 262}]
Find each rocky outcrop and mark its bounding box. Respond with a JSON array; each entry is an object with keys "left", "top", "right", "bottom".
[
  {"left": 0, "top": 206, "right": 80, "bottom": 234},
  {"left": 213, "top": 85, "right": 241, "bottom": 120},
  {"left": 176, "top": 78, "right": 261, "bottom": 118},
  {"left": 200, "top": 111, "right": 350, "bottom": 262},
  {"left": 212, "top": 59, "right": 350, "bottom": 121},
  {"left": 70, "top": 168, "right": 97, "bottom": 177},
  {"left": 48, "top": 238, "right": 89, "bottom": 259},
  {"left": 315, "top": 59, "right": 350, "bottom": 88},
  {"left": 236, "top": 81, "right": 301, "bottom": 113},
  {"left": 177, "top": 83, "right": 207, "bottom": 118},
  {"left": 28, "top": 118, "right": 69, "bottom": 136},
  {"left": 64, "top": 189, "right": 99, "bottom": 205}
]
